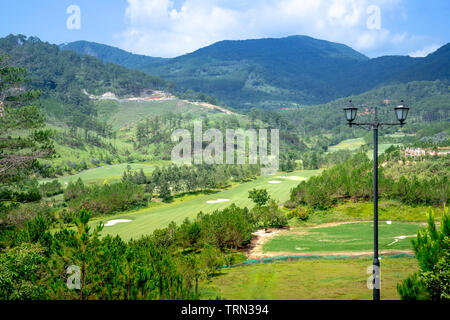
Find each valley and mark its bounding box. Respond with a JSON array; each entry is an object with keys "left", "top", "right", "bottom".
[{"left": 0, "top": 33, "right": 448, "bottom": 302}]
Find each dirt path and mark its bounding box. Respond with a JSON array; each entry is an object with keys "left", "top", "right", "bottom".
[
  {"left": 244, "top": 228, "right": 286, "bottom": 260},
  {"left": 245, "top": 221, "right": 415, "bottom": 260},
  {"left": 247, "top": 249, "right": 414, "bottom": 260}
]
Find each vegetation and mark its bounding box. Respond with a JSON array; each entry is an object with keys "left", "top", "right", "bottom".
[
  {"left": 0, "top": 55, "right": 54, "bottom": 184},
  {"left": 0, "top": 209, "right": 196, "bottom": 299},
  {"left": 1, "top": 33, "right": 448, "bottom": 301},
  {"left": 290, "top": 152, "right": 449, "bottom": 209},
  {"left": 397, "top": 207, "right": 449, "bottom": 300},
  {"left": 200, "top": 257, "right": 418, "bottom": 300},
  {"left": 263, "top": 221, "right": 422, "bottom": 253},
  {"left": 90, "top": 36, "right": 449, "bottom": 110},
  {"left": 95, "top": 170, "right": 316, "bottom": 241}
]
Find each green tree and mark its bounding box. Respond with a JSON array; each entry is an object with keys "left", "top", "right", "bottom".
[
  {"left": 397, "top": 207, "right": 450, "bottom": 300},
  {"left": 0, "top": 55, "right": 54, "bottom": 183},
  {"left": 248, "top": 188, "right": 270, "bottom": 207}
]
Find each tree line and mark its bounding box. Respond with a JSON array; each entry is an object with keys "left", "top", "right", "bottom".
[{"left": 290, "top": 152, "right": 449, "bottom": 209}]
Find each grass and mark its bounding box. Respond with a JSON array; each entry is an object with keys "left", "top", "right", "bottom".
[
  {"left": 199, "top": 257, "right": 418, "bottom": 300},
  {"left": 95, "top": 99, "right": 237, "bottom": 130},
  {"left": 328, "top": 138, "right": 365, "bottom": 152},
  {"left": 93, "top": 170, "right": 321, "bottom": 241},
  {"left": 367, "top": 143, "right": 403, "bottom": 160},
  {"left": 327, "top": 137, "right": 402, "bottom": 159},
  {"left": 292, "top": 200, "right": 445, "bottom": 226},
  {"left": 41, "top": 161, "right": 169, "bottom": 185},
  {"left": 263, "top": 221, "right": 422, "bottom": 253}
]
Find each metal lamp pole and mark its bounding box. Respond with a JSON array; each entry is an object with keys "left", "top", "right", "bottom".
[{"left": 344, "top": 101, "right": 409, "bottom": 300}]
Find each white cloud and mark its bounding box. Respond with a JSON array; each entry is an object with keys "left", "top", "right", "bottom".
[
  {"left": 119, "top": 0, "right": 417, "bottom": 58},
  {"left": 408, "top": 44, "right": 441, "bottom": 57}
]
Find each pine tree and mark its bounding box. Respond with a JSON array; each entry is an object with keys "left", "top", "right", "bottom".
[
  {"left": 397, "top": 207, "right": 450, "bottom": 300},
  {"left": 0, "top": 55, "right": 54, "bottom": 183}
]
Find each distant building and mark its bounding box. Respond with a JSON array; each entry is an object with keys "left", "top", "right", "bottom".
[{"left": 403, "top": 147, "right": 449, "bottom": 158}]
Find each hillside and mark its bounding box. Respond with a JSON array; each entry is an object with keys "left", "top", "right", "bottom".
[
  {"left": 0, "top": 34, "right": 172, "bottom": 131},
  {"left": 62, "top": 36, "right": 450, "bottom": 110},
  {"left": 2, "top": 34, "right": 448, "bottom": 175},
  {"left": 60, "top": 40, "right": 168, "bottom": 70}
]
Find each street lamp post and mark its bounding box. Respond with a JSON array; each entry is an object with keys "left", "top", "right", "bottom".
[{"left": 343, "top": 100, "right": 409, "bottom": 300}]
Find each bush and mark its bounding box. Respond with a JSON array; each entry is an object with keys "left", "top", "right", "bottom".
[
  {"left": 397, "top": 207, "right": 450, "bottom": 300},
  {"left": 253, "top": 200, "right": 288, "bottom": 231},
  {"left": 295, "top": 207, "right": 310, "bottom": 221},
  {"left": 198, "top": 204, "right": 254, "bottom": 250},
  {"left": 39, "top": 180, "right": 63, "bottom": 197},
  {"left": 67, "top": 181, "right": 146, "bottom": 216},
  {"left": 283, "top": 199, "right": 297, "bottom": 209},
  {"left": 64, "top": 178, "right": 86, "bottom": 201},
  {"left": 60, "top": 209, "right": 73, "bottom": 224}
]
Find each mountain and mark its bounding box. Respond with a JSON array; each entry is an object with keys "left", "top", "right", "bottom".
[
  {"left": 60, "top": 40, "right": 167, "bottom": 70},
  {"left": 0, "top": 34, "right": 171, "bottom": 128},
  {"left": 63, "top": 36, "right": 450, "bottom": 111},
  {"left": 393, "top": 43, "right": 450, "bottom": 82},
  {"left": 141, "top": 35, "right": 375, "bottom": 109}
]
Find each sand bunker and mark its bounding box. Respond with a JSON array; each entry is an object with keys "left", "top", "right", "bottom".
[
  {"left": 104, "top": 219, "right": 132, "bottom": 227},
  {"left": 206, "top": 198, "right": 230, "bottom": 204},
  {"left": 277, "top": 176, "right": 306, "bottom": 181},
  {"left": 268, "top": 180, "right": 282, "bottom": 184}
]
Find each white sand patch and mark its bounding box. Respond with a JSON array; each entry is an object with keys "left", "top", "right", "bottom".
[
  {"left": 288, "top": 176, "right": 306, "bottom": 181},
  {"left": 268, "top": 180, "right": 282, "bottom": 184},
  {"left": 277, "top": 176, "right": 306, "bottom": 181},
  {"left": 386, "top": 221, "right": 392, "bottom": 224},
  {"left": 104, "top": 219, "right": 132, "bottom": 227},
  {"left": 387, "top": 235, "right": 416, "bottom": 246},
  {"left": 206, "top": 198, "right": 230, "bottom": 204}
]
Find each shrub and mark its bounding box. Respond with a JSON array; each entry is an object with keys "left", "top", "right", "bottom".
[
  {"left": 39, "top": 180, "right": 63, "bottom": 197},
  {"left": 283, "top": 199, "right": 297, "bottom": 209},
  {"left": 67, "top": 181, "right": 145, "bottom": 216},
  {"left": 295, "top": 207, "right": 310, "bottom": 221},
  {"left": 60, "top": 209, "right": 73, "bottom": 224},
  {"left": 397, "top": 207, "right": 450, "bottom": 300},
  {"left": 253, "top": 200, "right": 288, "bottom": 231}
]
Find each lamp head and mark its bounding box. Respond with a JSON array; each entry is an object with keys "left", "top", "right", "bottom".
[
  {"left": 344, "top": 100, "right": 358, "bottom": 124},
  {"left": 395, "top": 100, "right": 409, "bottom": 124}
]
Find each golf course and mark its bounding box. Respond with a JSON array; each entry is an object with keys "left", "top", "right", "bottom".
[{"left": 92, "top": 169, "right": 321, "bottom": 240}]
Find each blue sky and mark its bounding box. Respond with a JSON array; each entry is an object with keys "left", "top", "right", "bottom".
[{"left": 0, "top": 0, "right": 449, "bottom": 58}]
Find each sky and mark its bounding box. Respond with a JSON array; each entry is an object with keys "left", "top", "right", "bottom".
[{"left": 0, "top": 0, "right": 449, "bottom": 58}]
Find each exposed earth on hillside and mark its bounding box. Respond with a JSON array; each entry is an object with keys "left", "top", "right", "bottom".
[{"left": 83, "top": 89, "right": 236, "bottom": 115}]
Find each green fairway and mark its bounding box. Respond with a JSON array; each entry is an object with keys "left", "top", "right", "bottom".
[
  {"left": 199, "top": 257, "right": 418, "bottom": 300},
  {"left": 96, "top": 99, "right": 235, "bottom": 130},
  {"left": 327, "top": 137, "right": 402, "bottom": 159},
  {"left": 41, "top": 161, "right": 168, "bottom": 185},
  {"left": 367, "top": 143, "right": 403, "bottom": 160},
  {"left": 263, "top": 221, "right": 422, "bottom": 253},
  {"left": 297, "top": 200, "right": 443, "bottom": 224},
  {"left": 94, "top": 170, "right": 321, "bottom": 240},
  {"left": 328, "top": 138, "right": 365, "bottom": 152}
]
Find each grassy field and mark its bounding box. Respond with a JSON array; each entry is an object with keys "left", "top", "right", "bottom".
[
  {"left": 93, "top": 170, "right": 321, "bottom": 241},
  {"left": 291, "top": 200, "right": 443, "bottom": 225},
  {"left": 199, "top": 257, "right": 417, "bottom": 300},
  {"left": 327, "top": 137, "right": 402, "bottom": 159},
  {"left": 263, "top": 221, "right": 422, "bottom": 253},
  {"left": 41, "top": 161, "right": 168, "bottom": 185},
  {"left": 96, "top": 99, "right": 240, "bottom": 130},
  {"left": 328, "top": 138, "right": 365, "bottom": 152}
]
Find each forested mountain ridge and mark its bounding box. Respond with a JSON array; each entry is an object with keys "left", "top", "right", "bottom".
[
  {"left": 0, "top": 34, "right": 173, "bottom": 130},
  {"left": 61, "top": 35, "right": 450, "bottom": 110},
  {"left": 60, "top": 40, "right": 168, "bottom": 70}
]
